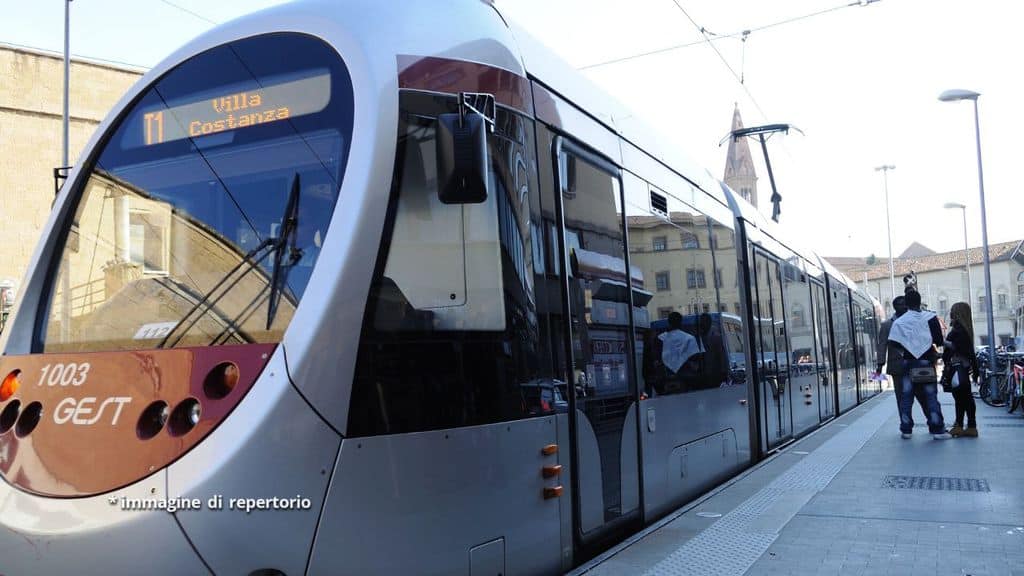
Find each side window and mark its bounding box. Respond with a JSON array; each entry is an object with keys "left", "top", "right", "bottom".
[
  {"left": 783, "top": 263, "right": 813, "bottom": 370},
  {"left": 374, "top": 115, "right": 503, "bottom": 331},
  {"left": 348, "top": 92, "right": 542, "bottom": 436},
  {"left": 626, "top": 179, "right": 737, "bottom": 396},
  {"left": 560, "top": 148, "right": 633, "bottom": 400},
  {"left": 832, "top": 286, "right": 854, "bottom": 369}
]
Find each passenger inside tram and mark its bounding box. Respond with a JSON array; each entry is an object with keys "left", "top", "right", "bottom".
[{"left": 643, "top": 311, "right": 737, "bottom": 394}]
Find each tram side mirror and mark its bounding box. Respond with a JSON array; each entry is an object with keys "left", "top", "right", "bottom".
[{"left": 435, "top": 112, "right": 489, "bottom": 204}]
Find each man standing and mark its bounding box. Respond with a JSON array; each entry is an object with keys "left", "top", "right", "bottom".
[
  {"left": 888, "top": 290, "right": 950, "bottom": 440},
  {"left": 876, "top": 296, "right": 907, "bottom": 405}
]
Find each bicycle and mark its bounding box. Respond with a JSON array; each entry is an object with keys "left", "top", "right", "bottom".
[
  {"left": 1006, "top": 355, "right": 1024, "bottom": 414},
  {"left": 978, "top": 353, "right": 1010, "bottom": 408}
]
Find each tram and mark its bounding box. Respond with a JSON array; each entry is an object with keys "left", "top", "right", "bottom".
[{"left": 0, "top": 1, "right": 881, "bottom": 574}]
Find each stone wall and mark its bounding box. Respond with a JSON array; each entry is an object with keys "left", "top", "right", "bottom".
[{"left": 0, "top": 44, "right": 142, "bottom": 316}]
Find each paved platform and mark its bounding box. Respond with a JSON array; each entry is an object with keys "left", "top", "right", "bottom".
[{"left": 571, "top": 391, "right": 1024, "bottom": 576}]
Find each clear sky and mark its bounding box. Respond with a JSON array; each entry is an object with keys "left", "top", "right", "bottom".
[{"left": 2, "top": 0, "right": 1019, "bottom": 258}]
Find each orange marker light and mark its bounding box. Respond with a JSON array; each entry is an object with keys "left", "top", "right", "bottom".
[
  {"left": 543, "top": 486, "right": 564, "bottom": 499},
  {"left": 204, "top": 362, "right": 240, "bottom": 400},
  {"left": 1, "top": 371, "right": 21, "bottom": 402},
  {"left": 541, "top": 444, "right": 558, "bottom": 456}
]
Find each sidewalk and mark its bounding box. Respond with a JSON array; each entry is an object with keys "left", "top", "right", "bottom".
[{"left": 572, "top": 392, "right": 1024, "bottom": 576}]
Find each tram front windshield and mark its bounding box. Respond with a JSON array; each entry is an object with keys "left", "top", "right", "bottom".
[{"left": 37, "top": 34, "right": 353, "bottom": 353}]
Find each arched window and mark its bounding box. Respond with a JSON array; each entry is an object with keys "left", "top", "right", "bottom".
[
  {"left": 997, "top": 288, "right": 1009, "bottom": 312},
  {"left": 1017, "top": 271, "right": 1024, "bottom": 302},
  {"left": 680, "top": 231, "right": 699, "bottom": 249},
  {"left": 937, "top": 295, "right": 948, "bottom": 317}
]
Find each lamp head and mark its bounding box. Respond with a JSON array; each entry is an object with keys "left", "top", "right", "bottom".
[
  {"left": 874, "top": 165, "right": 895, "bottom": 172},
  {"left": 943, "top": 202, "right": 966, "bottom": 209},
  {"left": 938, "top": 89, "right": 980, "bottom": 102}
]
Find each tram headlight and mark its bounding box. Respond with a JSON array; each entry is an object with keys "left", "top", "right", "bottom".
[
  {"left": 1, "top": 370, "right": 21, "bottom": 402},
  {"left": 0, "top": 399, "right": 21, "bottom": 434},
  {"left": 168, "top": 398, "right": 202, "bottom": 437},
  {"left": 137, "top": 400, "right": 170, "bottom": 440},
  {"left": 15, "top": 401, "right": 42, "bottom": 438}
]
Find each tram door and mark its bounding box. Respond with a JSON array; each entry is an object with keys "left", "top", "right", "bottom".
[
  {"left": 811, "top": 281, "right": 836, "bottom": 421},
  {"left": 554, "top": 139, "right": 641, "bottom": 550},
  {"left": 753, "top": 250, "right": 793, "bottom": 450}
]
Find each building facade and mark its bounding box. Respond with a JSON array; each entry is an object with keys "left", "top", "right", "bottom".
[
  {"left": 828, "top": 240, "right": 1024, "bottom": 347},
  {"left": 0, "top": 44, "right": 142, "bottom": 330}
]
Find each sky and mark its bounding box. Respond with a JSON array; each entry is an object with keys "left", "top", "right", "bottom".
[{"left": 2, "top": 0, "right": 1020, "bottom": 258}]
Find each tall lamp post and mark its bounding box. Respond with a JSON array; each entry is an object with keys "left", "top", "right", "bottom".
[
  {"left": 943, "top": 202, "right": 973, "bottom": 315},
  {"left": 875, "top": 164, "right": 897, "bottom": 306},
  {"left": 939, "top": 89, "right": 996, "bottom": 371},
  {"left": 63, "top": 0, "right": 72, "bottom": 169}
]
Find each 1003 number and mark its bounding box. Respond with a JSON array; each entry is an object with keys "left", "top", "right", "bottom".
[{"left": 37, "top": 363, "right": 92, "bottom": 387}]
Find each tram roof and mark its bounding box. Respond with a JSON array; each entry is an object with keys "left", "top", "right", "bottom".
[{"left": 505, "top": 20, "right": 726, "bottom": 208}]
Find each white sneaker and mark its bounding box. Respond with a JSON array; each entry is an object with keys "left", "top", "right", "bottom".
[
  {"left": 901, "top": 433, "right": 912, "bottom": 439},
  {"left": 933, "top": 432, "right": 952, "bottom": 440}
]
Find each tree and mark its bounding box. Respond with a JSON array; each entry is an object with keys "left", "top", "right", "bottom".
[{"left": 866, "top": 254, "right": 877, "bottom": 265}]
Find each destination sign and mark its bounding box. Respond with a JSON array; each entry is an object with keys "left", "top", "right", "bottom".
[{"left": 137, "top": 72, "right": 331, "bottom": 146}]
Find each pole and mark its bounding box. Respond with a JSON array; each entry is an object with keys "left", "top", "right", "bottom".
[
  {"left": 62, "top": 0, "right": 71, "bottom": 168},
  {"left": 758, "top": 134, "right": 782, "bottom": 222},
  {"left": 876, "top": 165, "right": 896, "bottom": 305},
  {"left": 960, "top": 207, "right": 972, "bottom": 313},
  {"left": 60, "top": 0, "right": 72, "bottom": 343},
  {"left": 973, "top": 100, "right": 997, "bottom": 370}
]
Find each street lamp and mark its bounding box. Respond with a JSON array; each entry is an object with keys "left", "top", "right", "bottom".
[
  {"left": 939, "top": 88, "right": 996, "bottom": 368},
  {"left": 63, "top": 0, "right": 73, "bottom": 169},
  {"left": 875, "top": 164, "right": 897, "bottom": 306},
  {"left": 943, "top": 202, "right": 972, "bottom": 311}
]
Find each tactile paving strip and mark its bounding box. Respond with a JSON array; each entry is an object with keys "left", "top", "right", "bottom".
[
  {"left": 641, "top": 398, "right": 892, "bottom": 576},
  {"left": 881, "top": 475, "right": 990, "bottom": 492}
]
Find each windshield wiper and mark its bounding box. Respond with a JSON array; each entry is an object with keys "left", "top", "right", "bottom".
[
  {"left": 267, "top": 172, "right": 302, "bottom": 329},
  {"left": 156, "top": 237, "right": 276, "bottom": 348},
  {"left": 157, "top": 173, "right": 302, "bottom": 348}
]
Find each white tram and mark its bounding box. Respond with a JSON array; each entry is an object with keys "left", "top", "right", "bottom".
[{"left": 0, "top": 1, "right": 881, "bottom": 574}]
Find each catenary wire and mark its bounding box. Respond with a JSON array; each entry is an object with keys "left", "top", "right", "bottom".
[
  {"left": 579, "top": 0, "right": 879, "bottom": 71},
  {"left": 154, "top": 0, "right": 219, "bottom": 25}
]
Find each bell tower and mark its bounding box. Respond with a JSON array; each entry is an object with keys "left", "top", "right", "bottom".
[{"left": 723, "top": 104, "right": 758, "bottom": 207}]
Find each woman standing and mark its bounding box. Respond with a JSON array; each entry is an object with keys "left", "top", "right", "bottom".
[{"left": 943, "top": 302, "right": 980, "bottom": 437}]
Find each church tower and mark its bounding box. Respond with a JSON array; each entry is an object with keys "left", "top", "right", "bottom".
[{"left": 723, "top": 105, "right": 758, "bottom": 207}]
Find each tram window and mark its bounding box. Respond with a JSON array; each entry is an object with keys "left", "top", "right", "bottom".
[
  {"left": 558, "top": 149, "right": 633, "bottom": 400},
  {"left": 36, "top": 33, "right": 353, "bottom": 352},
  {"left": 832, "top": 287, "right": 855, "bottom": 369},
  {"left": 625, "top": 181, "right": 741, "bottom": 396},
  {"left": 348, "top": 92, "right": 543, "bottom": 436},
  {"left": 782, "top": 260, "right": 821, "bottom": 379}
]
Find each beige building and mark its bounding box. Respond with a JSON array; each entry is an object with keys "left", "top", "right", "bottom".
[
  {"left": 0, "top": 43, "right": 143, "bottom": 329},
  {"left": 828, "top": 240, "right": 1024, "bottom": 347},
  {"left": 628, "top": 213, "right": 741, "bottom": 322}
]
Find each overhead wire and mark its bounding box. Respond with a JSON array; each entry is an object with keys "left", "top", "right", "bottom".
[
  {"left": 0, "top": 40, "right": 150, "bottom": 70},
  {"left": 154, "top": 0, "right": 219, "bottom": 25},
  {"left": 669, "top": 0, "right": 770, "bottom": 121},
  {"left": 579, "top": 0, "right": 879, "bottom": 71},
  {"left": 4, "top": 0, "right": 219, "bottom": 69}
]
